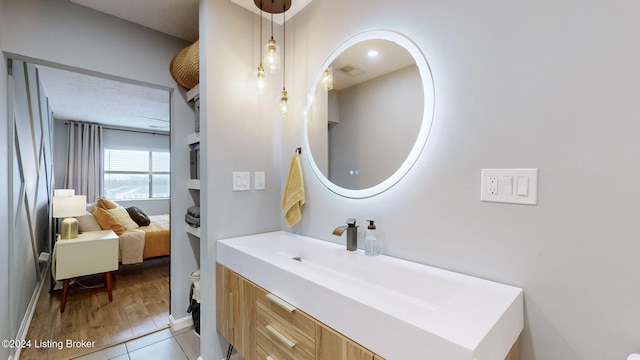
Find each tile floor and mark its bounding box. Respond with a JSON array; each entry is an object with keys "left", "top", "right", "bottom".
[{"left": 74, "top": 328, "right": 200, "bottom": 360}]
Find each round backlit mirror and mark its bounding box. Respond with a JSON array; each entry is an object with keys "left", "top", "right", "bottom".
[{"left": 303, "top": 29, "right": 435, "bottom": 198}]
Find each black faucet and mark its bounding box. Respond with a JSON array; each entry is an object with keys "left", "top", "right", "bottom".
[{"left": 332, "top": 218, "right": 358, "bottom": 251}]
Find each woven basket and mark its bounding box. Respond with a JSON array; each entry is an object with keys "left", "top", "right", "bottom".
[{"left": 170, "top": 40, "right": 199, "bottom": 89}]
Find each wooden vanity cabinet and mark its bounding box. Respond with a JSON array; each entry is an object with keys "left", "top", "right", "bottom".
[
  {"left": 217, "top": 263, "right": 384, "bottom": 360},
  {"left": 256, "top": 287, "right": 316, "bottom": 360},
  {"left": 216, "top": 263, "right": 514, "bottom": 360},
  {"left": 316, "top": 322, "right": 376, "bottom": 360},
  {"left": 215, "top": 263, "right": 256, "bottom": 360}
]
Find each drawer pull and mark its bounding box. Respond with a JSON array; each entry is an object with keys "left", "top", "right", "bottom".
[
  {"left": 266, "top": 325, "right": 296, "bottom": 349},
  {"left": 266, "top": 293, "right": 296, "bottom": 313},
  {"left": 228, "top": 292, "right": 234, "bottom": 329}
]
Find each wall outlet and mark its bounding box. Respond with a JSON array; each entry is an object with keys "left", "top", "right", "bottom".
[
  {"left": 487, "top": 176, "right": 498, "bottom": 195},
  {"left": 481, "top": 169, "right": 538, "bottom": 205}
]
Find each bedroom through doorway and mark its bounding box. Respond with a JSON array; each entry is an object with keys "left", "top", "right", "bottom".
[{"left": 11, "top": 59, "right": 173, "bottom": 359}]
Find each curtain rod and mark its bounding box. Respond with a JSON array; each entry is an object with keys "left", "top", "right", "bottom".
[{"left": 62, "top": 121, "right": 169, "bottom": 136}]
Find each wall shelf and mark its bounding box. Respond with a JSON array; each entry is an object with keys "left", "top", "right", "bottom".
[
  {"left": 185, "top": 86, "right": 201, "bottom": 242},
  {"left": 187, "top": 179, "right": 201, "bottom": 190},
  {"left": 186, "top": 225, "right": 200, "bottom": 238},
  {"left": 187, "top": 132, "right": 200, "bottom": 146},
  {"left": 187, "top": 84, "right": 200, "bottom": 102}
]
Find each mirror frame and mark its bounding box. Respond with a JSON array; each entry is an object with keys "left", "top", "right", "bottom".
[{"left": 303, "top": 29, "right": 435, "bottom": 198}]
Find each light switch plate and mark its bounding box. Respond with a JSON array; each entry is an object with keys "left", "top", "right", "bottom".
[
  {"left": 232, "top": 172, "right": 250, "bottom": 191},
  {"left": 481, "top": 169, "right": 538, "bottom": 205},
  {"left": 254, "top": 172, "right": 266, "bottom": 190}
]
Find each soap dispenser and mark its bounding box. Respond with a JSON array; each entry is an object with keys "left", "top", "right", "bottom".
[{"left": 364, "top": 220, "right": 380, "bottom": 256}]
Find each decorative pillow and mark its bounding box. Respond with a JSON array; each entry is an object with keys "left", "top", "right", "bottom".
[
  {"left": 77, "top": 211, "right": 102, "bottom": 233},
  {"left": 109, "top": 206, "right": 139, "bottom": 230},
  {"left": 92, "top": 207, "right": 126, "bottom": 235},
  {"left": 97, "top": 197, "right": 118, "bottom": 210},
  {"left": 86, "top": 202, "right": 97, "bottom": 213},
  {"left": 126, "top": 206, "right": 151, "bottom": 226}
]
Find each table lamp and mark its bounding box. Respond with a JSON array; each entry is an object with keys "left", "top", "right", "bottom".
[{"left": 53, "top": 194, "right": 87, "bottom": 239}]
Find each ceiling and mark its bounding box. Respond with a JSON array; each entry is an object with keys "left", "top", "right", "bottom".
[
  {"left": 38, "top": 0, "right": 310, "bottom": 133},
  {"left": 70, "top": 0, "right": 200, "bottom": 42},
  {"left": 36, "top": 65, "right": 171, "bottom": 132},
  {"left": 330, "top": 39, "right": 416, "bottom": 91}
]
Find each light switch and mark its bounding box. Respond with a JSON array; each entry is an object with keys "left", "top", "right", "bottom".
[
  {"left": 500, "top": 176, "right": 513, "bottom": 195},
  {"left": 517, "top": 176, "right": 529, "bottom": 196},
  {"left": 255, "top": 172, "right": 265, "bottom": 190},
  {"left": 232, "top": 172, "right": 250, "bottom": 191}
]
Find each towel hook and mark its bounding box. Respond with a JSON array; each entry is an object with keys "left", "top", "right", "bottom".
[{"left": 295, "top": 147, "right": 301, "bottom": 154}]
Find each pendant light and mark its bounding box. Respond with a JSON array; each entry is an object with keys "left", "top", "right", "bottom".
[
  {"left": 257, "top": 5, "right": 266, "bottom": 90},
  {"left": 279, "top": 7, "right": 288, "bottom": 116},
  {"left": 264, "top": 13, "right": 280, "bottom": 73},
  {"left": 254, "top": 0, "right": 291, "bottom": 113}
]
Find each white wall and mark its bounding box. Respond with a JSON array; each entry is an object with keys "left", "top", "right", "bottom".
[
  {"left": 273, "top": 1, "right": 640, "bottom": 359},
  {"left": 2, "top": 0, "right": 198, "bottom": 338}
]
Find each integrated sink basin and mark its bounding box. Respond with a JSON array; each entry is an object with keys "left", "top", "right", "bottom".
[{"left": 217, "top": 231, "right": 523, "bottom": 359}]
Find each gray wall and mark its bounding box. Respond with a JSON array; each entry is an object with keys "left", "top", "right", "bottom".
[
  {"left": 1, "top": 0, "right": 197, "bottom": 344},
  {"left": 5, "top": 59, "right": 55, "bottom": 360},
  {"left": 329, "top": 66, "right": 422, "bottom": 189},
  {"left": 280, "top": 1, "right": 640, "bottom": 359},
  {"left": 0, "top": 1, "right": 11, "bottom": 358},
  {"left": 200, "top": 0, "right": 284, "bottom": 358}
]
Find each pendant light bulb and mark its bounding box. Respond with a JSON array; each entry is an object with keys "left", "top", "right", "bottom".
[
  {"left": 264, "top": 37, "right": 280, "bottom": 73},
  {"left": 257, "top": 64, "right": 266, "bottom": 90},
  {"left": 279, "top": 89, "right": 288, "bottom": 115}
]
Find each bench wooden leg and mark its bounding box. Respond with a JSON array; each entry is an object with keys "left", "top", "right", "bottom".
[
  {"left": 61, "top": 279, "right": 69, "bottom": 313},
  {"left": 104, "top": 272, "right": 113, "bottom": 302}
]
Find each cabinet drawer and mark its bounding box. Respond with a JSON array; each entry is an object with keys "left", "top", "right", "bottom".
[
  {"left": 256, "top": 289, "right": 315, "bottom": 359},
  {"left": 316, "top": 322, "right": 375, "bottom": 360},
  {"left": 256, "top": 289, "right": 316, "bottom": 339},
  {"left": 256, "top": 336, "right": 306, "bottom": 360}
]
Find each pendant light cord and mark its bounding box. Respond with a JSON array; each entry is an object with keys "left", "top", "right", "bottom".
[
  {"left": 282, "top": 7, "right": 286, "bottom": 89},
  {"left": 270, "top": 11, "right": 274, "bottom": 40},
  {"left": 259, "top": 5, "right": 263, "bottom": 62}
]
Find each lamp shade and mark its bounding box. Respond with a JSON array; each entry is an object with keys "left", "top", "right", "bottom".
[
  {"left": 54, "top": 189, "right": 75, "bottom": 197},
  {"left": 52, "top": 195, "right": 86, "bottom": 218}
]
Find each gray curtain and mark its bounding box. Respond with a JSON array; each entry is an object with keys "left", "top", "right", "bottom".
[{"left": 64, "top": 121, "right": 103, "bottom": 201}]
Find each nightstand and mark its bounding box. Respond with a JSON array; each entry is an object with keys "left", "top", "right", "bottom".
[{"left": 53, "top": 229, "right": 119, "bottom": 313}]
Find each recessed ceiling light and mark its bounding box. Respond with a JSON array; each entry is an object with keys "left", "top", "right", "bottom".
[{"left": 367, "top": 50, "right": 378, "bottom": 58}]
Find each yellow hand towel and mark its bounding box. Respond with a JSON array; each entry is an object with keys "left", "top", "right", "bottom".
[{"left": 280, "top": 153, "right": 305, "bottom": 227}]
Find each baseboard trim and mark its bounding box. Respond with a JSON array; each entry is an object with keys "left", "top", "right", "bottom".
[
  {"left": 168, "top": 314, "right": 193, "bottom": 333},
  {"left": 13, "top": 272, "right": 47, "bottom": 360}
]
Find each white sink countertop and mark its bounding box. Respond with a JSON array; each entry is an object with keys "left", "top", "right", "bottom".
[{"left": 217, "top": 231, "right": 523, "bottom": 360}]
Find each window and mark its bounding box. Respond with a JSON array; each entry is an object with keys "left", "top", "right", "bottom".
[{"left": 104, "top": 148, "right": 170, "bottom": 200}]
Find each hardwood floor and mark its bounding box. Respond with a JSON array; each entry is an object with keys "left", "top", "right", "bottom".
[{"left": 20, "top": 257, "right": 170, "bottom": 360}]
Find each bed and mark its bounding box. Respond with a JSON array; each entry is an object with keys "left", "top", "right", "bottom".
[
  {"left": 78, "top": 198, "right": 170, "bottom": 264},
  {"left": 138, "top": 214, "right": 170, "bottom": 259}
]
